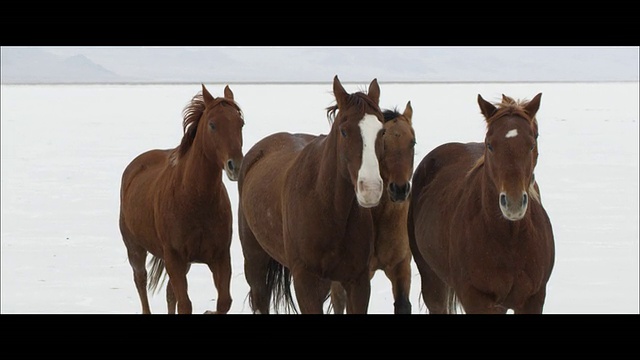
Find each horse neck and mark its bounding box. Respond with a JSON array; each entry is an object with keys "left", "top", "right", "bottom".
[
  {"left": 315, "top": 132, "right": 357, "bottom": 216},
  {"left": 175, "top": 139, "right": 223, "bottom": 196}
]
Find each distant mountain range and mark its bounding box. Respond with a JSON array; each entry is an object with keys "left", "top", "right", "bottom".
[{"left": 1, "top": 46, "right": 638, "bottom": 84}]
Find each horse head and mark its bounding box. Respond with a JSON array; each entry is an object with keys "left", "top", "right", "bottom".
[
  {"left": 381, "top": 101, "right": 415, "bottom": 202},
  {"left": 330, "top": 75, "right": 385, "bottom": 208},
  {"left": 478, "top": 93, "right": 542, "bottom": 221},
  {"left": 199, "top": 84, "right": 245, "bottom": 181}
]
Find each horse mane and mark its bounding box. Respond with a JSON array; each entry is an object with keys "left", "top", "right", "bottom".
[
  {"left": 485, "top": 99, "right": 536, "bottom": 128},
  {"left": 176, "top": 92, "right": 206, "bottom": 159},
  {"left": 382, "top": 107, "right": 402, "bottom": 123},
  {"left": 326, "top": 91, "right": 381, "bottom": 125}
]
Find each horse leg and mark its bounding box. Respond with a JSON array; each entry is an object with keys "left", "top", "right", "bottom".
[
  {"left": 166, "top": 278, "right": 176, "bottom": 314},
  {"left": 411, "top": 252, "right": 448, "bottom": 314},
  {"left": 514, "top": 288, "right": 546, "bottom": 314},
  {"left": 166, "top": 264, "right": 193, "bottom": 314},
  {"left": 123, "top": 241, "right": 152, "bottom": 314},
  {"left": 456, "top": 285, "right": 507, "bottom": 314},
  {"left": 163, "top": 249, "right": 192, "bottom": 314},
  {"left": 383, "top": 257, "right": 412, "bottom": 314},
  {"left": 206, "top": 253, "right": 233, "bottom": 314},
  {"left": 238, "top": 209, "right": 275, "bottom": 314},
  {"left": 292, "top": 269, "right": 330, "bottom": 314},
  {"left": 344, "top": 273, "right": 372, "bottom": 314},
  {"left": 330, "top": 281, "right": 347, "bottom": 314}
]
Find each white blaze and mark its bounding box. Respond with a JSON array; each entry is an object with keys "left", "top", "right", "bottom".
[
  {"left": 356, "top": 114, "right": 384, "bottom": 208},
  {"left": 505, "top": 129, "right": 518, "bottom": 138}
]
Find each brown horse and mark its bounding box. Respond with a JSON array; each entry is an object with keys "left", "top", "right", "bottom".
[
  {"left": 408, "top": 93, "right": 555, "bottom": 314},
  {"left": 330, "top": 102, "right": 416, "bottom": 314},
  {"left": 237, "top": 75, "right": 386, "bottom": 314},
  {"left": 119, "top": 84, "right": 245, "bottom": 314}
]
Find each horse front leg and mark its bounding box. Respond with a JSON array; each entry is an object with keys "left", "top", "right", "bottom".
[
  {"left": 292, "top": 268, "right": 330, "bottom": 314},
  {"left": 330, "top": 281, "right": 347, "bottom": 314},
  {"left": 514, "top": 288, "right": 546, "bottom": 314},
  {"left": 383, "top": 256, "right": 412, "bottom": 314},
  {"left": 163, "top": 249, "right": 192, "bottom": 314},
  {"left": 206, "top": 252, "right": 233, "bottom": 314},
  {"left": 345, "top": 273, "right": 371, "bottom": 314}
]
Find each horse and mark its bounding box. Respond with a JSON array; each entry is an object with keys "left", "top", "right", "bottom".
[
  {"left": 237, "top": 75, "right": 387, "bottom": 314},
  {"left": 118, "top": 84, "right": 245, "bottom": 314},
  {"left": 407, "top": 93, "right": 555, "bottom": 314},
  {"left": 329, "top": 101, "right": 416, "bottom": 314}
]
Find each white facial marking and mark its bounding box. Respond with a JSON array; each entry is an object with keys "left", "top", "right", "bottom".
[
  {"left": 505, "top": 129, "right": 518, "bottom": 138},
  {"left": 356, "top": 114, "right": 384, "bottom": 207}
]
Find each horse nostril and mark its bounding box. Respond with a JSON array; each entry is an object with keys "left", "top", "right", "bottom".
[
  {"left": 227, "top": 160, "right": 235, "bottom": 171},
  {"left": 522, "top": 193, "right": 528, "bottom": 206},
  {"left": 500, "top": 194, "right": 507, "bottom": 207}
]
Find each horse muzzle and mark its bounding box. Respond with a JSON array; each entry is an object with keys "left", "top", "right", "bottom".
[
  {"left": 388, "top": 181, "right": 411, "bottom": 202},
  {"left": 356, "top": 179, "right": 383, "bottom": 208},
  {"left": 499, "top": 191, "right": 528, "bottom": 221},
  {"left": 225, "top": 158, "right": 242, "bottom": 181}
]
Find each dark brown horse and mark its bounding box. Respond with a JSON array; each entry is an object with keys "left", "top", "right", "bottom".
[
  {"left": 237, "top": 76, "right": 386, "bottom": 314},
  {"left": 408, "top": 93, "right": 555, "bottom": 314},
  {"left": 119, "top": 84, "right": 245, "bottom": 314},
  {"left": 330, "top": 102, "right": 416, "bottom": 314}
]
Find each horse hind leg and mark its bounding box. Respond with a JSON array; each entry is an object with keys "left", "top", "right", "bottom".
[
  {"left": 238, "top": 210, "right": 274, "bottom": 314},
  {"left": 123, "top": 243, "right": 152, "bottom": 314},
  {"left": 411, "top": 251, "right": 449, "bottom": 314}
]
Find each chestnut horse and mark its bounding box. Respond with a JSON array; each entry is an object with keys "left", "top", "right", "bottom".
[
  {"left": 119, "top": 84, "right": 245, "bottom": 314},
  {"left": 237, "top": 76, "right": 385, "bottom": 314},
  {"left": 330, "top": 102, "right": 416, "bottom": 314},
  {"left": 408, "top": 93, "right": 555, "bottom": 314}
]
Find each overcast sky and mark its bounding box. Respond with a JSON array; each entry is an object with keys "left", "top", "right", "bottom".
[{"left": 1, "top": 46, "right": 638, "bottom": 84}]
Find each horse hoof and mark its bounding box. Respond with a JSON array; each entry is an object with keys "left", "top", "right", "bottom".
[{"left": 203, "top": 310, "right": 218, "bottom": 314}]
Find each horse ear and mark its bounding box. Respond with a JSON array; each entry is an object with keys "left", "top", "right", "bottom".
[
  {"left": 333, "top": 75, "right": 348, "bottom": 109},
  {"left": 224, "top": 85, "right": 234, "bottom": 100},
  {"left": 403, "top": 101, "right": 413, "bottom": 124},
  {"left": 367, "top": 78, "right": 380, "bottom": 105},
  {"left": 524, "top": 93, "right": 542, "bottom": 118},
  {"left": 478, "top": 94, "right": 497, "bottom": 120},
  {"left": 202, "top": 84, "right": 215, "bottom": 104}
]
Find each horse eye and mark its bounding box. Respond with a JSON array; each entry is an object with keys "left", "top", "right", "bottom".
[
  {"left": 209, "top": 122, "right": 216, "bottom": 130},
  {"left": 341, "top": 129, "right": 347, "bottom": 137},
  {"left": 487, "top": 143, "right": 493, "bottom": 152}
]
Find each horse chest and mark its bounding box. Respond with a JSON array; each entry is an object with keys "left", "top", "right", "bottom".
[
  {"left": 287, "top": 210, "right": 374, "bottom": 280},
  {"left": 461, "top": 233, "right": 546, "bottom": 308}
]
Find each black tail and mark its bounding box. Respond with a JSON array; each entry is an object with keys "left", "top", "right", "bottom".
[{"left": 266, "top": 258, "right": 298, "bottom": 314}]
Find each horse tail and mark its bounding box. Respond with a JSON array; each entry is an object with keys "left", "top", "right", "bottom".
[
  {"left": 445, "top": 286, "right": 463, "bottom": 314},
  {"left": 147, "top": 255, "right": 168, "bottom": 295},
  {"left": 266, "top": 258, "right": 298, "bottom": 314}
]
